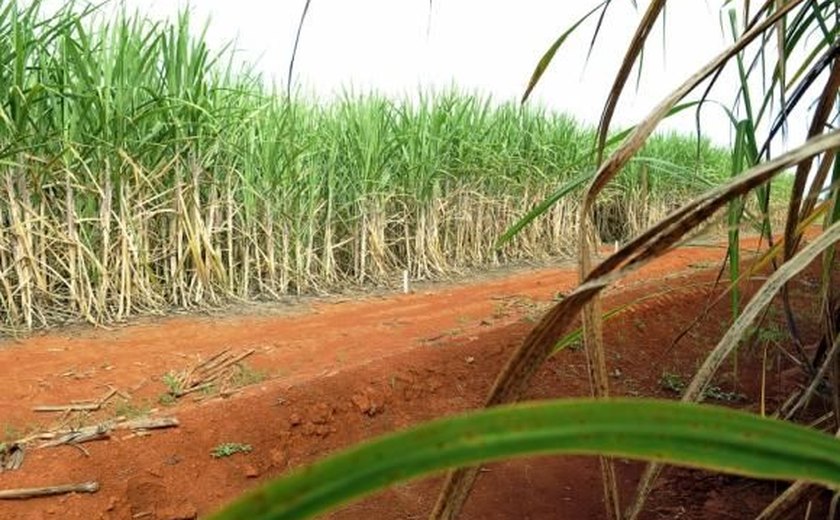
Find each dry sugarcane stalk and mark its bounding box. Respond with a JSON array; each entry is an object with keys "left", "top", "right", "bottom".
[
  {"left": 0, "top": 481, "right": 99, "bottom": 500},
  {"left": 65, "top": 176, "right": 80, "bottom": 316},
  {"left": 33, "top": 388, "right": 118, "bottom": 413},
  {"left": 182, "top": 352, "right": 226, "bottom": 390},
  {"left": 783, "top": 334, "right": 840, "bottom": 419},
  {"left": 202, "top": 349, "right": 255, "bottom": 381},
  {"left": 38, "top": 423, "right": 112, "bottom": 448},
  {"left": 33, "top": 403, "right": 101, "bottom": 413},
  {"left": 167, "top": 348, "right": 255, "bottom": 397},
  {"left": 16, "top": 174, "right": 48, "bottom": 294},
  {"left": 172, "top": 167, "right": 185, "bottom": 307},
  {"left": 175, "top": 350, "right": 221, "bottom": 391},
  {"left": 195, "top": 348, "right": 233, "bottom": 374},
  {"left": 36, "top": 415, "right": 178, "bottom": 447},
  {"left": 119, "top": 416, "right": 179, "bottom": 431},
  {"left": 116, "top": 180, "right": 129, "bottom": 319},
  {"left": 207, "top": 179, "right": 225, "bottom": 299},
  {"left": 6, "top": 173, "right": 32, "bottom": 328},
  {"left": 0, "top": 443, "right": 25, "bottom": 472},
  {"left": 173, "top": 382, "right": 214, "bottom": 398},
  {"left": 225, "top": 176, "right": 235, "bottom": 293},
  {"left": 183, "top": 165, "right": 207, "bottom": 302},
  {"left": 98, "top": 169, "right": 113, "bottom": 318}
]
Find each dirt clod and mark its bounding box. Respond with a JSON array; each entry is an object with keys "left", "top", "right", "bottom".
[
  {"left": 307, "top": 403, "right": 333, "bottom": 425},
  {"left": 243, "top": 464, "right": 260, "bottom": 479},
  {"left": 350, "top": 387, "right": 385, "bottom": 416}
]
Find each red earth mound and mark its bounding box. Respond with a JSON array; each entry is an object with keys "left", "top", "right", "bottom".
[{"left": 0, "top": 239, "right": 831, "bottom": 519}]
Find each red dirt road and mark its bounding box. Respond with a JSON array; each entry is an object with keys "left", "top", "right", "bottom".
[{"left": 0, "top": 241, "right": 827, "bottom": 519}]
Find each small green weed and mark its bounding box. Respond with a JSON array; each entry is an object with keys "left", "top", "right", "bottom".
[
  {"left": 162, "top": 372, "right": 182, "bottom": 396},
  {"left": 212, "top": 442, "right": 253, "bottom": 459},
  {"left": 231, "top": 364, "right": 267, "bottom": 388},
  {"left": 114, "top": 400, "right": 150, "bottom": 419},
  {"left": 659, "top": 371, "right": 744, "bottom": 402},
  {"left": 1, "top": 424, "right": 22, "bottom": 443},
  {"left": 703, "top": 386, "right": 746, "bottom": 403},
  {"left": 752, "top": 324, "right": 786, "bottom": 345},
  {"left": 659, "top": 372, "right": 686, "bottom": 393},
  {"left": 158, "top": 393, "right": 177, "bottom": 406},
  {"left": 566, "top": 340, "right": 584, "bottom": 352}
]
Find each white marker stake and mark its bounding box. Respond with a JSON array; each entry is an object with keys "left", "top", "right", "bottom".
[{"left": 402, "top": 269, "right": 410, "bottom": 294}]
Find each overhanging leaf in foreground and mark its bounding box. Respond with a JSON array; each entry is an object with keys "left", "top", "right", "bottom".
[
  {"left": 210, "top": 398, "right": 840, "bottom": 520},
  {"left": 629, "top": 218, "right": 840, "bottom": 519}
]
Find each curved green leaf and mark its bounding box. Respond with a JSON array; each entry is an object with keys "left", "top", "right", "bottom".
[
  {"left": 210, "top": 399, "right": 840, "bottom": 520},
  {"left": 495, "top": 168, "right": 593, "bottom": 248},
  {"left": 521, "top": 2, "right": 608, "bottom": 103}
]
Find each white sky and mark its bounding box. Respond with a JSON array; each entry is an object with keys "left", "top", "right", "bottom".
[{"left": 50, "top": 1, "right": 824, "bottom": 150}]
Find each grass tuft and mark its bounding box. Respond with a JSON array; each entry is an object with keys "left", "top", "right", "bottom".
[{"left": 211, "top": 442, "right": 253, "bottom": 459}]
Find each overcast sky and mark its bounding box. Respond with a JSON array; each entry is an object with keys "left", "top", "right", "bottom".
[{"left": 52, "top": 0, "right": 824, "bottom": 149}]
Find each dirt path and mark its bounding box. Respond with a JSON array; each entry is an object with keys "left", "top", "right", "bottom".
[
  {"left": 0, "top": 244, "right": 730, "bottom": 429},
  {"left": 0, "top": 241, "right": 825, "bottom": 519}
]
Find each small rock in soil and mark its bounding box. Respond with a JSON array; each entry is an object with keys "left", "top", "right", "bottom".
[
  {"left": 270, "top": 447, "right": 288, "bottom": 469},
  {"left": 308, "top": 402, "right": 333, "bottom": 424},
  {"left": 351, "top": 387, "right": 385, "bottom": 416},
  {"left": 244, "top": 463, "right": 260, "bottom": 478}
]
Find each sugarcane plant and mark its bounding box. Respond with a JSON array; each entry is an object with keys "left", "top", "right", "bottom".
[
  {"left": 0, "top": 0, "right": 730, "bottom": 332},
  {"left": 212, "top": 1, "right": 840, "bottom": 519}
]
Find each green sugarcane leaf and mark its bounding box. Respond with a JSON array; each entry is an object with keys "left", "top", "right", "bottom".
[{"left": 210, "top": 398, "right": 840, "bottom": 520}]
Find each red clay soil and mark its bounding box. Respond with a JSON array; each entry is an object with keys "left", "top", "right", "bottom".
[{"left": 0, "top": 239, "right": 832, "bottom": 520}]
